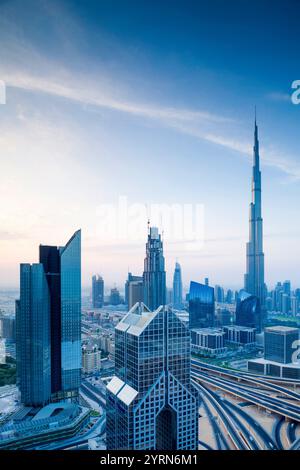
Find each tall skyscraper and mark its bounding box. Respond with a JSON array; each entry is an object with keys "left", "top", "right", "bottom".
[
  {"left": 244, "top": 117, "right": 265, "bottom": 310},
  {"left": 16, "top": 230, "right": 81, "bottom": 406},
  {"left": 92, "top": 274, "right": 104, "bottom": 308},
  {"left": 235, "top": 289, "right": 261, "bottom": 332},
  {"left": 172, "top": 262, "right": 183, "bottom": 309},
  {"left": 143, "top": 226, "right": 166, "bottom": 311},
  {"left": 189, "top": 281, "right": 215, "bottom": 329},
  {"left": 18, "top": 264, "right": 51, "bottom": 407},
  {"left": 106, "top": 303, "right": 198, "bottom": 450}
]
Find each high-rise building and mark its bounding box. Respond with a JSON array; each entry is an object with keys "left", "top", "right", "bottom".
[
  {"left": 110, "top": 287, "right": 121, "bottom": 305},
  {"left": 244, "top": 117, "right": 265, "bottom": 312},
  {"left": 264, "top": 326, "right": 299, "bottom": 364},
  {"left": 128, "top": 280, "right": 143, "bottom": 309},
  {"left": 125, "top": 273, "right": 143, "bottom": 306},
  {"left": 106, "top": 303, "right": 198, "bottom": 450},
  {"left": 18, "top": 264, "right": 51, "bottom": 407},
  {"left": 143, "top": 226, "right": 166, "bottom": 311},
  {"left": 0, "top": 314, "right": 15, "bottom": 341},
  {"left": 16, "top": 230, "right": 81, "bottom": 406},
  {"left": 189, "top": 281, "right": 215, "bottom": 329},
  {"left": 172, "top": 262, "right": 183, "bottom": 309},
  {"left": 214, "top": 285, "right": 224, "bottom": 303},
  {"left": 92, "top": 274, "right": 104, "bottom": 308},
  {"left": 235, "top": 289, "right": 261, "bottom": 332}
]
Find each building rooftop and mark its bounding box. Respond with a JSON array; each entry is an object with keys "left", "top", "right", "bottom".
[
  {"left": 264, "top": 326, "right": 299, "bottom": 334},
  {"left": 225, "top": 325, "right": 256, "bottom": 332},
  {"left": 248, "top": 358, "right": 300, "bottom": 369},
  {"left": 115, "top": 303, "right": 163, "bottom": 337},
  {"left": 191, "top": 327, "right": 224, "bottom": 336}
]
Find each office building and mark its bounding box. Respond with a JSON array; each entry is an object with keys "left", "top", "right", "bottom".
[
  {"left": 16, "top": 230, "right": 81, "bottom": 406},
  {"left": 235, "top": 289, "right": 261, "bottom": 332},
  {"left": 82, "top": 344, "right": 101, "bottom": 374},
  {"left": 143, "top": 226, "right": 166, "bottom": 310},
  {"left": 110, "top": 287, "right": 121, "bottom": 305},
  {"left": 189, "top": 281, "right": 215, "bottom": 329},
  {"left": 92, "top": 275, "right": 104, "bottom": 308},
  {"left": 125, "top": 273, "right": 143, "bottom": 306},
  {"left": 244, "top": 118, "right": 265, "bottom": 309},
  {"left": 128, "top": 280, "right": 143, "bottom": 309},
  {"left": 106, "top": 303, "right": 198, "bottom": 450},
  {"left": 191, "top": 327, "right": 226, "bottom": 356},
  {"left": 172, "top": 262, "right": 183, "bottom": 309},
  {"left": 264, "top": 326, "right": 299, "bottom": 364},
  {"left": 224, "top": 325, "right": 256, "bottom": 346}
]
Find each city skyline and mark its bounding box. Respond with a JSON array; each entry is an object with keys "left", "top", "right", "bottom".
[{"left": 1, "top": 0, "right": 300, "bottom": 289}]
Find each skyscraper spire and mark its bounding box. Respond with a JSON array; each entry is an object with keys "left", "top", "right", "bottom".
[{"left": 244, "top": 117, "right": 265, "bottom": 331}]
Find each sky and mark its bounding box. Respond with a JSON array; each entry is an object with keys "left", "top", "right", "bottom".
[{"left": 0, "top": 0, "right": 299, "bottom": 291}]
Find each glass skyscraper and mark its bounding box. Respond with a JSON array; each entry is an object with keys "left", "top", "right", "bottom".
[
  {"left": 189, "top": 281, "right": 215, "bottom": 329},
  {"left": 18, "top": 264, "right": 51, "bottom": 407},
  {"left": 92, "top": 274, "right": 104, "bottom": 308},
  {"left": 17, "top": 230, "right": 81, "bottom": 406},
  {"left": 172, "top": 262, "right": 183, "bottom": 309},
  {"left": 235, "top": 289, "right": 261, "bottom": 332},
  {"left": 106, "top": 303, "right": 198, "bottom": 450},
  {"left": 143, "top": 226, "right": 166, "bottom": 310}
]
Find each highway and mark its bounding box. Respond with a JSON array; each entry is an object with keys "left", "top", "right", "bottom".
[
  {"left": 193, "top": 380, "right": 251, "bottom": 450},
  {"left": 192, "top": 368, "right": 300, "bottom": 421},
  {"left": 191, "top": 359, "right": 300, "bottom": 401}
]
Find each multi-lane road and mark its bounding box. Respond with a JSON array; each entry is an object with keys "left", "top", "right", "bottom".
[{"left": 192, "top": 357, "right": 300, "bottom": 450}]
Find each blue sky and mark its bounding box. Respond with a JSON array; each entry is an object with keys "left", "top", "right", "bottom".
[{"left": 0, "top": 0, "right": 299, "bottom": 290}]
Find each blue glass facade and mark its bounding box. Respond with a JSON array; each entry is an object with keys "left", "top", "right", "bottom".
[
  {"left": 189, "top": 281, "right": 215, "bottom": 329},
  {"left": 106, "top": 303, "right": 198, "bottom": 450},
  {"left": 17, "top": 264, "right": 51, "bottom": 406},
  {"left": 235, "top": 289, "right": 261, "bottom": 332},
  {"left": 60, "top": 230, "right": 81, "bottom": 392},
  {"left": 17, "top": 230, "right": 81, "bottom": 406}
]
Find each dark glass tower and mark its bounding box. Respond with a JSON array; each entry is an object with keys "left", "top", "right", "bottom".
[
  {"left": 244, "top": 117, "right": 265, "bottom": 309},
  {"left": 106, "top": 303, "right": 198, "bottom": 450},
  {"left": 189, "top": 281, "right": 215, "bottom": 329},
  {"left": 235, "top": 289, "right": 261, "bottom": 332},
  {"left": 143, "top": 226, "right": 166, "bottom": 310},
  {"left": 17, "top": 230, "right": 81, "bottom": 406}
]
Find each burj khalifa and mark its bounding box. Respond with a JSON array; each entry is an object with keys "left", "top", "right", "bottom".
[{"left": 244, "top": 117, "right": 265, "bottom": 311}]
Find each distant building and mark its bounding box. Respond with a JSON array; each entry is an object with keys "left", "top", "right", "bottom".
[
  {"left": 82, "top": 345, "right": 101, "bottom": 374},
  {"left": 248, "top": 358, "right": 300, "bottom": 379},
  {"left": 172, "top": 262, "right": 183, "bottom": 309},
  {"left": 0, "top": 315, "right": 15, "bottom": 341},
  {"left": 143, "top": 226, "right": 166, "bottom": 311},
  {"left": 224, "top": 325, "right": 256, "bottom": 346},
  {"left": 106, "top": 303, "right": 198, "bottom": 450},
  {"left": 235, "top": 289, "right": 261, "bottom": 332},
  {"left": 264, "top": 326, "right": 299, "bottom": 364},
  {"left": 92, "top": 275, "right": 104, "bottom": 308},
  {"left": 110, "top": 287, "right": 121, "bottom": 305},
  {"left": 215, "top": 307, "right": 232, "bottom": 327},
  {"left": 189, "top": 281, "right": 215, "bottom": 329},
  {"left": 17, "top": 230, "right": 81, "bottom": 407},
  {"left": 128, "top": 280, "right": 143, "bottom": 309},
  {"left": 125, "top": 273, "right": 143, "bottom": 306},
  {"left": 191, "top": 328, "right": 226, "bottom": 356},
  {"left": 214, "top": 285, "right": 224, "bottom": 303}
]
